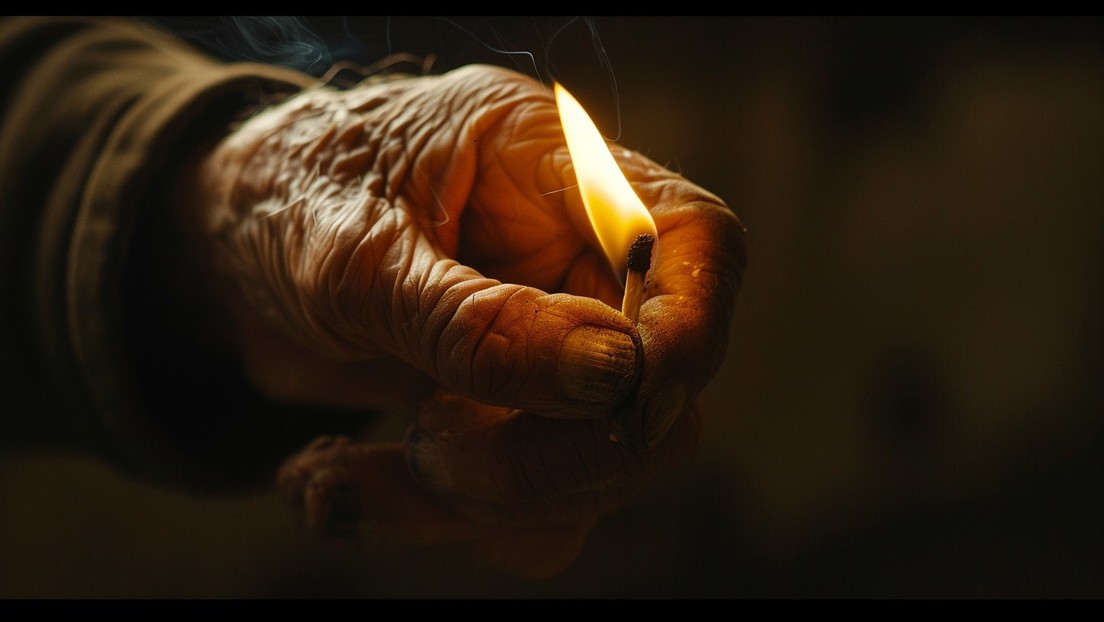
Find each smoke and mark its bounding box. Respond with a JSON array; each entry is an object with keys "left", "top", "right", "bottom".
[
  {"left": 141, "top": 16, "right": 360, "bottom": 75},
  {"left": 140, "top": 16, "right": 622, "bottom": 128},
  {"left": 223, "top": 17, "right": 329, "bottom": 71}
]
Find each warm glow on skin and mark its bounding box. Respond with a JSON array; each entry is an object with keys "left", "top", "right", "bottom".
[{"left": 555, "top": 82, "right": 657, "bottom": 281}]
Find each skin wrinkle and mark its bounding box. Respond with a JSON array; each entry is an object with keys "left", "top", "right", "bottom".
[
  {"left": 318, "top": 207, "right": 376, "bottom": 355},
  {"left": 385, "top": 213, "right": 425, "bottom": 358},
  {"left": 250, "top": 219, "right": 299, "bottom": 334},
  {"left": 332, "top": 146, "right": 374, "bottom": 180},
  {"left": 332, "top": 207, "right": 391, "bottom": 355},
  {"left": 401, "top": 253, "right": 441, "bottom": 342},
  {"left": 288, "top": 210, "right": 359, "bottom": 354},
  {"left": 456, "top": 288, "right": 497, "bottom": 398},
  {"left": 391, "top": 116, "right": 439, "bottom": 196},
  {"left": 343, "top": 85, "right": 394, "bottom": 113},
  {"left": 301, "top": 122, "right": 336, "bottom": 165},
  {"left": 334, "top": 116, "right": 366, "bottom": 147},
  {"left": 408, "top": 261, "right": 460, "bottom": 367},
  {"left": 468, "top": 286, "right": 530, "bottom": 403},
  {"left": 421, "top": 269, "right": 505, "bottom": 391},
  {"left": 465, "top": 290, "right": 493, "bottom": 399},
  {"left": 371, "top": 102, "right": 423, "bottom": 205},
  {"left": 530, "top": 298, "right": 576, "bottom": 324},
  {"left": 277, "top": 113, "right": 326, "bottom": 161},
  {"left": 521, "top": 292, "right": 545, "bottom": 395},
  {"left": 293, "top": 224, "right": 347, "bottom": 350},
  {"left": 395, "top": 269, "right": 420, "bottom": 359},
  {"left": 406, "top": 262, "right": 449, "bottom": 368}
]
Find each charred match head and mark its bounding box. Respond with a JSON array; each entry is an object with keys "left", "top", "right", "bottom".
[
  {"left": 627, "top": 233, "right": 655, "bottom": 273},
  {"left": 621, "top": 233, "right": 654, "bottom": 325}
]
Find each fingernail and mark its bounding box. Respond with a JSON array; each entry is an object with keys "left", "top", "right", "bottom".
[
  {"left": 557, "top": 325, "right": 637, "bottom": 404},
  {"left": 644, "top": 383, "right": 686, "bottom": 448},
  {"left": 407, "top": 429, "right": 453, "bottom": 490}
]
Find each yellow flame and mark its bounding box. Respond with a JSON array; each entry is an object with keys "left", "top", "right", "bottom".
[{"left": 555, "top": 82, "right": 657, "bottom": 280}]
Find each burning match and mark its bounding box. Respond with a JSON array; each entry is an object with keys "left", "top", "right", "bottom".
[
  {"left": 622, "top": 233, "right": 654, "bottom": 324},
  {"left": 554, "top": 82, "right": 658, "bottom": 325}
]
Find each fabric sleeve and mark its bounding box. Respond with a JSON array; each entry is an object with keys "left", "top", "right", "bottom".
[{"left": 0, "top": 16, "right": 368, "bottom": 492}]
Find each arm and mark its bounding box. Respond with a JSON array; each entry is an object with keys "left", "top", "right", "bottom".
[{"left": 0, "top": 16, "right": 343, "bottom": 491}]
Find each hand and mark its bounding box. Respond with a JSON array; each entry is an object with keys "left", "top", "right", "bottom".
[{"left": 178, "top": 64, "right": 746, "bottom": 577}]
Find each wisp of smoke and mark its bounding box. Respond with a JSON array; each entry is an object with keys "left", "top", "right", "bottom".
[
  {"left": 141, "top": 16, "right": 337, "bottom": 75},
  {"left": 144, "top": 17, "right": 621, "bottom": 129}
]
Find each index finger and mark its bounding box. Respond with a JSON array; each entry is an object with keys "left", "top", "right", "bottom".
[{"left": 613, "top": 148, "right": 748, "bottom": 447}]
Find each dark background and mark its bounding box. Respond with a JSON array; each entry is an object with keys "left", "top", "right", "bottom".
[{"left": 1, "top": 16, "right": 1101, "bottom": 598}]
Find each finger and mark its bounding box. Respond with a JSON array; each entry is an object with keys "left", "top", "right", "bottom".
[
  {"left": 277, "top": 435, "right": 595, "bottom": 577},
  {"left": 406, "top": 393, "right": 703, "bottom": 515},
  {"left": 608, "top": 152, "right": 749, "bottom": 447},
  {"left": 277, "top": 436, "right": 481, "bottom": 546}
]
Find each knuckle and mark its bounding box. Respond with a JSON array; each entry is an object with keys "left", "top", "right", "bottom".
[{"left": 433, "top": 283, "right": 536, "bottom": 403}]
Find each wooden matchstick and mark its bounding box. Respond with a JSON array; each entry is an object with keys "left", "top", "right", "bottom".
[{"left": 621, "top": 233, "right": 655, "bottom": 325}]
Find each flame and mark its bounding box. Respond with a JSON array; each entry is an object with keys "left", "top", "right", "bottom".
[{"left": 555, "top": 82, "right": 657, "bottom": 281}]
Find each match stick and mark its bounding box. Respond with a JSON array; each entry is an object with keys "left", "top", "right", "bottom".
[{"left": 621, "top": 233, "right": 655, "bottom": 325}]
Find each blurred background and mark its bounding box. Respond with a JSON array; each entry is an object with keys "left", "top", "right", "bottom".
[{"left": 1, "top": 16, "right": 1101, "bottom": 597}]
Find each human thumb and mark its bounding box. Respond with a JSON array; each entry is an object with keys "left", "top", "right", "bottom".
[{"left": 378, "top": 252, "right": 639, "bottom": 418}]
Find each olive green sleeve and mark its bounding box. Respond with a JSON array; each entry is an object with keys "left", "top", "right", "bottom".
[{"left": 0, "top": 16, "right": 364, "bottom": 492}]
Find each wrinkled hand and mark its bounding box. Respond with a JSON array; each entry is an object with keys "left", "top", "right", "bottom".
[{"left": 179, "top": 65, "right": 746, "bottom": 577}]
